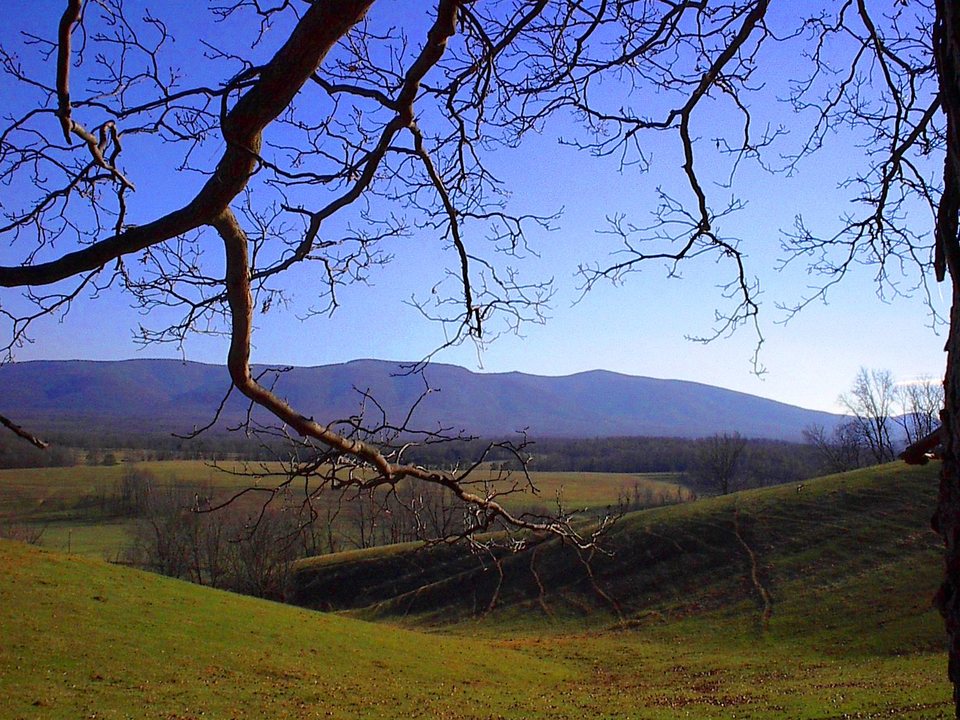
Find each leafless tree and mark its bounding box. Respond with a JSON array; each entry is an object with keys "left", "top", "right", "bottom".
[
  {"left": 134, "top": 484, "right": 200, "bottom": 580},
  {"left": 0, "top": 0, "right": 621, "bottom": 552},
  {"left": 3, "top": 0, "right": 960, "bottom": 707},
  {"left": 696, "top": 432, "right": 747, "bottom": 496},
  {"left": 128, "top": 483, "right": 302, "bottom": 598},
  {"left": 0, "top": 517, "right": 45, "bottom": 545},
  {"left": 803, "top": 421, "right": 865, "bottom": 475},
  {"left": 896, "top": 376, "right": 945, "bottom": 447},
  {"left": 839, "top": 368, "right": 898, "bottom": 465},
  {"left": 114, "top": 467, "right": 155, "bottom": 517},
  {"left": 815, "top": 372, "right": 943, "bottom": 471}
]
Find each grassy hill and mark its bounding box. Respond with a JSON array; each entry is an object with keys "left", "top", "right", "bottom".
[
  {"left": 0, "top": 462, "right": 953, "bottom": 718},
  {"left": 0, "top": 540, "right": 579, "bottom": 719},
  {"left": 292, "top": 462, "right": 946, "bottom": 644}
]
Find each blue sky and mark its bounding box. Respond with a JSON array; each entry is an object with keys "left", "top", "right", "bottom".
[{"left": 2, "top": 2, "right": 946, "bottom": 414}]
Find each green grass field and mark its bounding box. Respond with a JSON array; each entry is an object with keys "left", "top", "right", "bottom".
[
  {"left": 0, "top": 536, "right": 950, "bottom": 719},
  {"left": 0, "top": 540, "right": 578, "bottom": 720},
  {"left": 491, "top": 469, "right": 691, "bottom": 509},
  {"left": 0, "top": 461, "right": 688, "bottom": 509},
  {"left": 0, "top": 460, "right": 247, "bottom": 559},
  {"left": 0, "top": 461, "right": 953, "bottom": 718}
]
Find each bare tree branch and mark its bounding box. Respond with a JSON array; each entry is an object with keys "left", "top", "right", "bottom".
[{"left": 0, "top": 413, "right": 48, "bottom": 449}]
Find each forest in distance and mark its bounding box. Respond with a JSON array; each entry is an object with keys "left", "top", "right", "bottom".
[
  {"left": 0, "top": 360, "right": 938, "bottom": 497},
  {"left": 0, "top": 427, "right": 823, "bottom": 488}
]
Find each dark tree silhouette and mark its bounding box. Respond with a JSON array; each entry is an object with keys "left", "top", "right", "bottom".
[
  {"left": 1, "top": 0, "right": 960, "bottom": 708},
  {"left": 696, "top": 432, "right": 747, "bottom": 496},
  {"left": 803, "top": 421, "right": 866, "bottom": 475}
]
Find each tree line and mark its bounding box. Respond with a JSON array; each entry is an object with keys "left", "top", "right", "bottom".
[{"left": 406, "top": 435, "right": 824, "bottom": 494}]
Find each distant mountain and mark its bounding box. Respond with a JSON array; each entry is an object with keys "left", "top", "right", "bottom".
[{"left": 0, "top": 358, "right": 842, "bottom": 441}]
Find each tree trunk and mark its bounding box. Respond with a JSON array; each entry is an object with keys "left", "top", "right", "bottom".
[
  {"left": 935, "top": 293, "right": 960, "bottom": 714},
  {"left": 933, "top": 2, "right": 960, "bottom": 713}
]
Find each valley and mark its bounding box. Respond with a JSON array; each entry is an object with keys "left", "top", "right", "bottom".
[{"left": 0, "top": 460, "right": 951, "bottom": 718}]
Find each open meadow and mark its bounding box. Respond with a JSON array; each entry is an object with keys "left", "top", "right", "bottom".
[{"left": 0, "top": 461, "right": 952, "bottom": 718}]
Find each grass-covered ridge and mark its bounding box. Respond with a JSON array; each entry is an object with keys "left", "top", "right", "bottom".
[{"left": 292, "top": 462, "right": 945, "bottom": 644}]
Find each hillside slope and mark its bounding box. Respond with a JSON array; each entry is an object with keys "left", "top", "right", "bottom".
[
  {"left": 0, "top": 358, "right": 842, "bottom": 440},
  {"left": 0, "top": 540, "right": 578, "bottom": 719},
  {"left": 1, "top": 460, "right": 951, "bottom": 718},
  {"left": 292, "top": 462, "right": 945, "bottom": 650}
]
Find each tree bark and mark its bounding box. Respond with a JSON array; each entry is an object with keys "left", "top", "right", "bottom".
[
  {"left": 933, "top": 2, "right": 960, "bottom": 714},
  {"left": 937, "top": 297, "right": 960, "bottom": 715}
]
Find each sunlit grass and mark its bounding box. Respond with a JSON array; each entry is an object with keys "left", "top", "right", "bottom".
[
  {"left": 1, "top": 535, "right": 950, "bottom": 719},
  {"left": 0, "top": 461, "right": 953, "bottom": 719}
]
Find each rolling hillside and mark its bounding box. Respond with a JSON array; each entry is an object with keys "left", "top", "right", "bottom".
[
  {"left": 291, "top": 462, "right": 945, "bottom": 645},
  {"left": 0, "top": 541, "right": 576, "bottom": 719},
  {"left": 0, "top": 461, "right": 951, "bottom": 718},
  {"left": 0, "top": 358, "right": 842, "bottom": 440}
]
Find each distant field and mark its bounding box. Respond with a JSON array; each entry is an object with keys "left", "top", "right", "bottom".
[
  {"left": 0, "top": 461, "right": 250, "bottom": 523},
  {"left": 0, "top": 460, "right": 275, "bottom": 509},
  {"left": 0, "top": 461, "right": 269, "bottom": 558},
  {"left": 36, "top": 519, "right": 133, "bottom": 559},
  {"left": 477, "top": 470, "right": 690, "bottom": 510},
  {"left": 0, "top": 461, "right": 689, "bottom": 558},
  {"left": 0, "top": 461, "right": 687, "bottom": 508}
]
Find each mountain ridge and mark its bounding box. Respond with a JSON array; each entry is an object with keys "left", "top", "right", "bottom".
[{"left": 0, "top": 358, "right": 842, "bottom": 440}]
